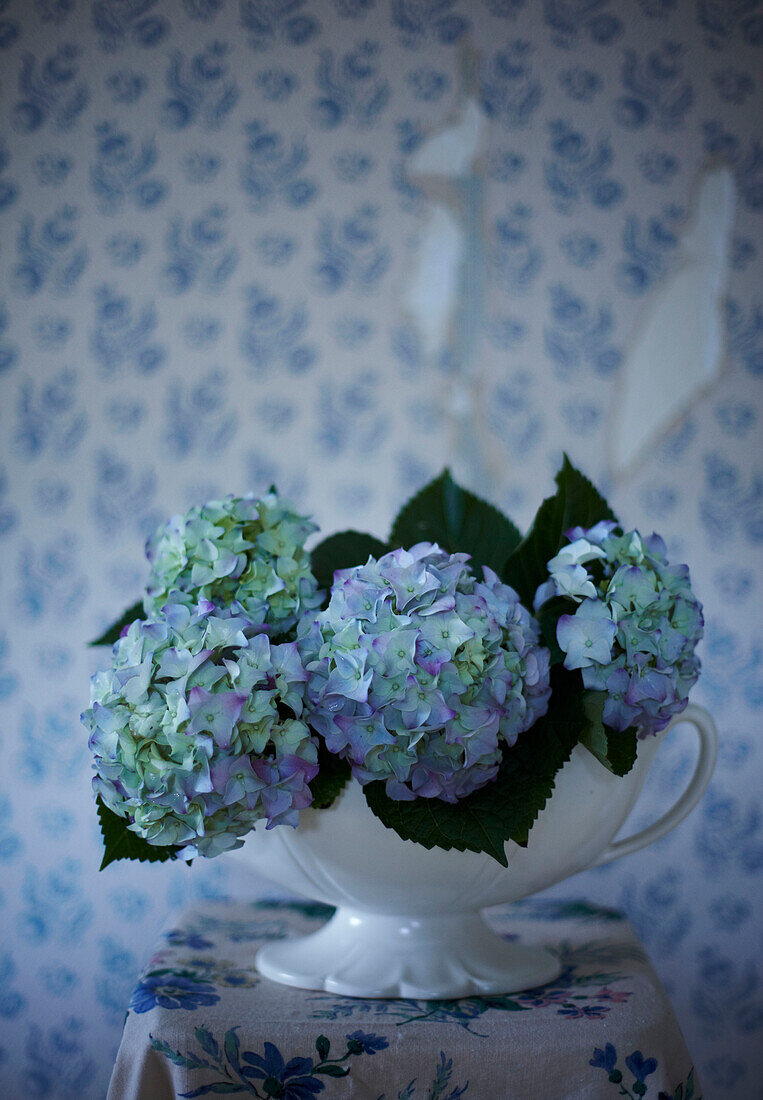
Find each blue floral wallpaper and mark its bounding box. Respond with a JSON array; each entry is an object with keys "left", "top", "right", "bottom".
[{"left": 0, "top": 1, "right": 760, "bottom": 1097}]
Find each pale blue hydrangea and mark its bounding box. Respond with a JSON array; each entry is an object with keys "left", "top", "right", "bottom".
[
  {"left": 298, "top": 543, "right": 551, "bottom": 802},
  {"left": 82, "top": 599, "right": 318, "bottom": 858},
  {"left": 144, "top": 492, "right": 322, "bottom": 637},
  {"left": 535, "top": 523, "right": 703, "bottom": 736}
]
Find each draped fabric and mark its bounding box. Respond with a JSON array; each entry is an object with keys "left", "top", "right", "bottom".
[{"left": 109, "top": 899, "right": 699, "bottom": 1100}]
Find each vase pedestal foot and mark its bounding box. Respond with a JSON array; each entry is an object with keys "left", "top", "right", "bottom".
[{"left": 255, "top": 907, "right": 561, "bottom": 999}]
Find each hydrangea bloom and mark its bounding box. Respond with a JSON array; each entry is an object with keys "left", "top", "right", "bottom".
[
  {"left": 144, "top": 492, "right": 322, "bottom": 637},
  {"left": 298, "top": 543, "right": 551, "bottom": 802},
  {"left": 82, "top": 600, "right": 318, "bottom": 858},
  {"left": 535, "top": 522, "right": 703, "bottom": 736}
]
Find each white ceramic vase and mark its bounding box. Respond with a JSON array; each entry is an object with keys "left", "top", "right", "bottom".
[{"left": 231, "top": 704, "right": 717, "bottom": 1000}]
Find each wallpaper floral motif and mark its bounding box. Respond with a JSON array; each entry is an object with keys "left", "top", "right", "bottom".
[{"left": 0, "top": 2, "right": 760, "bottom": 1097}]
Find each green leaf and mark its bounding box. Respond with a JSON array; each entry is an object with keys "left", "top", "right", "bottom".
[
  {"left": 579, "top": 692, "right": 638, "bottom": 777},
  {"left": 308, "top": 742, "right": 352, "bottom": 810},
  {"left": 150, "top": 1038, "right": 193, "bottom": 1068},
  {"left": 389, "top": 470, "right": 522, "bottom": 576},
  {"left": 364, "top": 667, "right": 584, "bottom": 865},
  {"left": 96, "top": 797, "right": 181, "bottom": 870},
  {"left": 182, "top": 1085, "right": 242, "bottom": 1097},
  {"left": 194, "top": 1028, "right": 220, "bottom": 1062},
  {"left": 89, "top": 600, "right": 144, "bottom": 646},
  {"left": 315, "top": 1065, "right": 350, "bottom": 1078},
  {"left": 685, "top": 1068, "right": 696, "bottom": 1100},
  {"left": 503, "top": 454, "right": 618, "bottom": 609},
  {"left": 223, "top": 1029, "right": 241, "bottom": 1073},
  {"left": 310, "top": 530, "right": 389, "bottom": 592},
  {"left": 315, "top": 1035, "right": 331, "bottom": 1061}
]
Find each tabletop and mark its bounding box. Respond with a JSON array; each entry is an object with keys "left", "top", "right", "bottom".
[{"left": 107, "top": 897, "right": 700, "bottom": 1100}]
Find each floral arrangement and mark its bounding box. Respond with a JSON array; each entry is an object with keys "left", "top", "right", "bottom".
[{"left": 83, "top": 458, "right": 703, "bottom": 868}]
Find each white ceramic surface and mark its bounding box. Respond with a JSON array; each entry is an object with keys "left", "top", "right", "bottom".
[{"left": 232, "top": 705, "right": 717, "bottom": 999}]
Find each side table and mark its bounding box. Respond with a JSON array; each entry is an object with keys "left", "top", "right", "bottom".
[{"left": 108, "top": 898, "right": 700, "bottom": 1099}]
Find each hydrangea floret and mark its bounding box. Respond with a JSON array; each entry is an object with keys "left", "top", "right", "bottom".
[
  {"left": 534, "top": 522, "right": 703, "bottom": 736},
  {"left": 82, "top": 599, "right": 318, "bottom": 858},
  {"left": 298, "top": 542, "right": 551, "bottom": 802},
  {"left": 144, "top": 492, "right": 322, "bottom": 637}
]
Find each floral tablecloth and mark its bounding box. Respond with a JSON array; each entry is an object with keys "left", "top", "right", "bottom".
[{"left": 108, "top": 898, "right": 700, "bottom": 1100}]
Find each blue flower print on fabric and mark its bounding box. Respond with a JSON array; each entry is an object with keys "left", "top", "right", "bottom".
[
  {"left": 162, "top": 42, "right": 239, "bottom": 130},
  {"left": 699, "top": 453, "right": 763, "bottom": 547},
  {"left": 91, "top": 123, "right": 168, "bottom": 213},
  {"left": 391, "top": 0, "right": 470, "bottom": 48},
  {"left": 313, "top": 205, "right": 390, "bottom": 294},
  {"left": 407, "top": 67, "right": 450, "bottom": 102},
  {"left": 184, "top": 315, "right": 222, "bottom": 348},
  {"left": 332, "top": 149, "right": 375, "bottom": 183},
  {"left": 724, "top": 300, "right": 762, "bottom": 376},
  {"left": 0, "top": 470, "right": 18, "bottom": 540},
  {"left": 559, "top": 66, "right": 602, "bottom": 102},
  {"left": 23, "top": 1017, "right": 96, "bottom": 1100},
  {"left": 183, "top": 150, "right": 223, "bottom": 184},
  {"left": 34, "top": 152, "right": 73, "bottom": 187},
  {"left": 256, "top": 68, "right": 299, "bottom": 102},
  {"left": 486, "top": 149, "right": 526, "bottom": 183},
  {"left": 163, "top": 369, "right": 238, "bottom": 459},
  {"left": 702, "top": 121, "right": 763, "bottom": 211},
  {"left": 240, "top": 284, "right": 317, "bottom": 378},
  {"left": 14, "top": 44, "right": 89, "bottom": 133},
  {"left": 616, "top": 207, "right": 681, "bottom": 295},
  {"left": 560, "top": 231, "right": 601, "bottom": 268},
  {"left": 480, "top": 40, "right": 542, "bottom": 129},
  {"left": 92, "top": 0, "right": 169, "bottom": 52},
  {"left": 544, "top": 284, "right": 623, "bottom": 377},
  {"left": 315, "top": 373, "right": 389, "bottom": 457},
  {"left": 490, "top": 204, "right": 544, "bottom": 293},
  {"left": 90, "top": 450, "right": 159, "bottom": 540},
  {"left": 378, "top": 1053, "right": 469, "bottom": 1099},
  {"left": 0, "top": 797, "right": 22, "bottom": 863},
  {"left": 130, "top": 971, "right": 221, "bottom": 1014},
  {"left": 91, "top": 285, "right": 167, "bottom": 377},
  {"left": 543, "top": 0, "right": 622, "bottom": 49},
  {"left": 13, "top": 367, "right": 88, "bottom": 461},
  {"left": 0, "top": 143, "right": 18, "bottom": 211},
  {"left": 590, "top": 1042, "right": 698, "bottom": 1098},
  {"left": 544, "top": 120, "right": 624, "bottom": 212},
  {"left": 13, "top": 206, "right": 89, "bottom": 296},
  {"left": 183, "top": 0, "right": 226, "bottom": 21},
  {"left": 697, "top": 0, "right": 763, "bottom": 50},
  {"left": 312, "top": 41, "right": 390, "bottom": 129},
  {"left": 712, "top": 67, "right": 755, "bottom": 105},
  {"left": 0, "top": 0, "right": 19, "bottom": 48},
  {"left": 151, "top": 1027, "right": 391, "bottom": 1097},
  {"left": 105, "top": 232, "right": 147, "bottom": 268},
  {"left": 0, "top": 634, "right": 19, "bottom": 700},
  {"left": 637, "top": 149, "right": 679, "bottom": 185},
  {"left": 162, "top": 205, "right": 239, "bottom": 293},
  {"left": 714, "top": 399, "right": 756, "bottom": 439},
  {"left": 33, "top": 313, "right": 71, "bottom": 350},
  {"left": 0, "top": 303, "right": 18, "bottom": 374},
  {"left": 17, "top": 535, "right": 87, "bottom": 621},
  {"left": 106, "top": 69, "right": 147, "bottom": 105},
  {"left": 19, "top": 861, "right": 93, "bottom": 946},
  {"left": 165, "top": 930, "right": 215, "bottom": 951},
  {"left": 335, "top": 0, "right": 377, "bottom": 18},
  {"left": 615, "top": 42, "right": 694, "bottom": 131},
  {"left": 241, "top": 120, "right": 318, "bottom": 210},
  {"left": 240, "top": 0, "right": 320, "bottom": 51}
]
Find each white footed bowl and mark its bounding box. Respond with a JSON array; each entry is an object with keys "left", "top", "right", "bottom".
[{"left": 231, "top": 705, "right": 716, "bottom": 999}]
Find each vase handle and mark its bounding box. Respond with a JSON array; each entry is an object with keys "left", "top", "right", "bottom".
[{"left": 591, "top": 704, "right": 717, "bottom": 868}]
